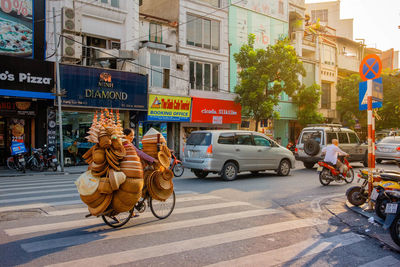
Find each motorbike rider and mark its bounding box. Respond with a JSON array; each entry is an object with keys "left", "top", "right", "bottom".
[{"left": 321, "top": 139, "right": 349, "bottom": 177}]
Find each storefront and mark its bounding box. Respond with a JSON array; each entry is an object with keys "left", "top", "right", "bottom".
[
  {"left": 59, "top": 64, "right": 148, "bottom": 163},
  {"left": 0, "top": 55, "right": 54, "bottom": 165},
  {"left": 181, "top": 97, "right": 241, "bottom": 153},
  {"left": 140, "top": 94, "right": 192, "bottom": 156}
]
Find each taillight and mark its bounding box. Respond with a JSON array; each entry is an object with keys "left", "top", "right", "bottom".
[
  {"left": 206, "top": 144, "right": 213, "bottom": 155},
  {"left": 295, "top": 148, "right": 298, "bottom": 153},
  {"left": 397, "top": 146, "right": 400, "bottom": 152}
]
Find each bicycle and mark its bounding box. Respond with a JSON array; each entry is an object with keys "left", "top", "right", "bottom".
[
  {"left": 99, "top": 186, "right": 176, "bottom": 228},
  {"left": 170, "top": 150, "right": 184, "bottom": 177},
  {"left": 6, "top": 152, "right": 26, "bottom": 173}
]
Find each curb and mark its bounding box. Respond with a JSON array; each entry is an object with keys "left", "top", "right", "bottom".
[{"left": 0, "top": 170, "right": 84, "bottom": 178}]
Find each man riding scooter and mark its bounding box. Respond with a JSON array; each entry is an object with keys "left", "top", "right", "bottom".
[{"left": 321, "top": 139, "right": 349, "bottom": 178}]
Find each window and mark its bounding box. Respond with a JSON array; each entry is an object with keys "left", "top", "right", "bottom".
[
  {"left": 235, "top": 134, "right": 253, "bottom": 145},
  {"left": 322, "top": 45, "right": 336, "bottom": 66},
  {"left": 338, "top": 132, "right": 349, "bottom": 144},
  {"left": 190, "top": 61, "right": 219, "bottom": 91},
  {"left": 241, "top": 121, "right": 250, "bottom": 128},
  {"left": 82, "top": 36, "right": 120, "bottom": 69},
  {"left": 311, "top": 9, "right": 328, "bottom": 23},
  {"left": 301, "top": 131, "right": 322, "bottom": 144},
  {"left": 150, "top": 53, "right": 170, "bottom": 88},
  {"left": 100, "top": 0, "right": 119, "bottom": 8},
  {"left": 321, "top": 83, "right": 331, "bottom": 109},
  {"left": 218, "top": 133, "right": 234, "bottom": 144},
  {"left": 253, "top": 136, "right": 271, "bottom": 147},
  {"left": 187, "top": 14, "right": 220, "bottom": 51},
  {"left": 186, "top": 133, "right": 212, "bottom": 146},
  {"left": 326, "top": 132, "right": 337, "bottom": 144},
  {"left": 150, "top": 23, "right": 162, "bottom": 43},
  {"left": 348, "top": 133, "right": 360, "bottom": 144},
  {"left": 198, "top": 0, "right": 220, "bottom": 7}
]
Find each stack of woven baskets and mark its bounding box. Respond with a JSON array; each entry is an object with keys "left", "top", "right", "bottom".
[{"left": 75, "top": 109, "right": 144, "bottom": 216}]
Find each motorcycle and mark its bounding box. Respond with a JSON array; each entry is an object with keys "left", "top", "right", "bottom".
[
  {"left": 42, "top": 145, "right": 58, "bottom": 171},
  {"left": 25, "top": 148, "right": 44, "bottom": 171},
  {"left": 382, "top": 196, "right": 400, "bottom": 247},
  {"left": 371, "top": 172, "right": 400, "bottom": 219},
  {"left": 317, "top": 155, "right": 354, "bottom": 186},
  {"left": 6, "top": 152, "right": 26, "bottom": 173}
]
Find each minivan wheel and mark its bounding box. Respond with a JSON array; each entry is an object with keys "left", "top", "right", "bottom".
[
  {"left": 193, "top": 170, "right": 208, "bottom": 179},
  {"left": 277, "top": 159, "right": 291, "bottom": 176},
  {"left": 303, "top": 162, "right": 315, "bottom": 169},
  {"left": 221, "top": 162, "right": 238, "bottom": 181}
]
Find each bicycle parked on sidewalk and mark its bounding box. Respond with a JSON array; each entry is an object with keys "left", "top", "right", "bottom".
[{"left": 6, "top": 152, "right": 26, "bottom": 173}]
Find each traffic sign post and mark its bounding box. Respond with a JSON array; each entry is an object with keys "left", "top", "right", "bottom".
[{"left": 359, "top": 54, "right": 382, "bottom": 209}]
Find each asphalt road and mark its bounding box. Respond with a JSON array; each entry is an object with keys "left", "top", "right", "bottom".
[{"left": 0, "top": 161, "right": 400, "bottom": 266}]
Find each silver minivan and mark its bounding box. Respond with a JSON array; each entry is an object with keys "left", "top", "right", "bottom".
[{"left": 182, "top": 130, "right": 296, "bottom": 181}]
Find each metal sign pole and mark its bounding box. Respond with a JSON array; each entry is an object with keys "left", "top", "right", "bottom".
[
  {"left": 53, "top": 7, "right": 64, "bottom": 172},
  {"left": 367, "top": 80, "right": 374, "bottom": 209}
]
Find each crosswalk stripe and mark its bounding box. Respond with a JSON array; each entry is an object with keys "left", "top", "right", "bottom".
[
  {"left": 0, "top": 193, "right": 78, "bottom": 204},
  {"left": 0, "top": 180, "right": 73, "bottom": 189},
  {"left": 22, "top": 209, "right": 303, "bottom": 253},
  {"left": 5, "top": 201, "right": 258, "bottom": 236},
  {"left": 358, "top": 256, "right": 400, "bottom": 267},
  {"left": 0, "top": 200, "right": 83, "bottom": 212},
  {"left": 45, "top": 218, "right": 326, "bottom": 266},
  {"left": 205, "top": 232, "right": 364, "bottom": 267},
  {"left": 0, "top": 183, "right": 75, "bottom": 193},
  {"left": 0, "top": 188, "right": 76, "bottom": 197},
  {"left": 0, "top": 177, "right": 74, "bottom": 185}
]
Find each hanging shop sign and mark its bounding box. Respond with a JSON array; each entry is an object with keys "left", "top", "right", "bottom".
[
  {"left": 0, "top": 55, "right": 54, "bottom": 99},
  {"left": 60, "top": 64, "right": 148, "bottom": 110},
  {"left": 147, "top": 94, "right": 191, "bottom": 122},
  {"left": 191, "top": 97, "right": 241, "bottom": 124},
  {"left": 47, "top": 108, "right": 57, "bottom": 155},
  {"left": 0, "top": 100, "right": 35, "bottom": 116}
]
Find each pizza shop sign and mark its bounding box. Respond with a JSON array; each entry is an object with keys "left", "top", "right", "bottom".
[{"left": 0, "top": 70, "right": 52, "bottom": 85}]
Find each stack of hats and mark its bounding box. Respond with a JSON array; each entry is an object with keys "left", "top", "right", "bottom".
[
  {"left": 142, "top": 128, "right": 166, "bottom": 159},
  {"left": 77, "top": 109, "right": 143, "bottom": 216}
]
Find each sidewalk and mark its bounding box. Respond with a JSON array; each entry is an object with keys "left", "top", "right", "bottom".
[
  {"left": 0, "top": 165, "right": 87, "bottom": 178},
  {"left": 322, "top": 196, "right": 400, "bottom": 253}
]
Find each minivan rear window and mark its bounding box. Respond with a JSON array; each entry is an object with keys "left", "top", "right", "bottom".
[
  {"left": 218, "top": 133, "right": 234, "bottom": 144},
  {"left": 186, "top": 133, "right": 212, "bottom": 146},
  {"left": 300, "top": 131, "right": 322, "bottom": 144}
]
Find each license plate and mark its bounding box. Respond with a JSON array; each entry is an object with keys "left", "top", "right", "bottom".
[
  {"left": 52, "top": 158, "right": 58, "bottom": 162},
  {"left": 370, "top": 189, "right": 379, "bottom": 201},
  {"left": 317, "top": 166, "right": 323, "bottom": 172},
  {"left": 19, "top": 158, "right": 25, "bottom": 163},
  {"left": 385, "top": 203, "right": 398, "bottom": 214}
]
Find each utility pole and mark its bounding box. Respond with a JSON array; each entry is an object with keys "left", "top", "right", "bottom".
[{"left": 53, "top": 7, "right": 64, "bottom": 172}]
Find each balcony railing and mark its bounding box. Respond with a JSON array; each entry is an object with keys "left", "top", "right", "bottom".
[{"left": 338, "top": 54, "right": 360, "bottom": 73}]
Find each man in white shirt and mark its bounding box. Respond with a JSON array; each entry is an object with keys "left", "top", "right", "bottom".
[{"left": 321, "top": 139, "right": 348, "bottom": 175}]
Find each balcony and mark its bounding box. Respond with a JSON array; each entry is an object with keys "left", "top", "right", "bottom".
[{"left": 338, "top": 54, "right": 360, "bottom": 73}]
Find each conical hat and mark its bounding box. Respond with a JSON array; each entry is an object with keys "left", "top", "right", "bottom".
[{"left": 142, "top": 128, "right": 166, "bottom": 143}]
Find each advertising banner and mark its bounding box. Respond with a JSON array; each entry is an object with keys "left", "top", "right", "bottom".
[
  {"left": 60, "top": 64, "right": 148, "bottom": 110},
  {"left": 147, "top": 94, "right": 191, "bottom": 122},
  {"left": 0, "top": 0, "right": 33, "bottom": 57},
  {"left": 9, "top": 118, "right": 27, "bottom": 155},
  {"left": 191, "top": 97, "right": 241, "bottom": 124}
]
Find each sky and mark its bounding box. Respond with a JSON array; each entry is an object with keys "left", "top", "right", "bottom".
[{"left": 305, "top": 0, "right": 400, "bottom": 52}]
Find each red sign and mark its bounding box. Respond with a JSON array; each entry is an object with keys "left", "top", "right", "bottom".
[{"left": 191, "top": 97, "right": 241, "bottom": 124}]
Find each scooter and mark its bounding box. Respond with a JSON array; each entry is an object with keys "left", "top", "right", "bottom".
[
  {"left": 317, "top": 155, "right": 354, "bottom": 186},
  {"left": 371, "top": 172, "right": 400, "bottom": 219}
]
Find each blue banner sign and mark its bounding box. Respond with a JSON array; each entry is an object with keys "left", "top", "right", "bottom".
[
  {"left": 11, "top": 141, "right": 26, "bottom": 155},
  {"left": 60, "top": 64, "right": 148, "bottom": 110}
]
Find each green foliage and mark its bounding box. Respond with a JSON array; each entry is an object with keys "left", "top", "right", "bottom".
[
  {"left": 336, "top": 72, "right": 400, "bottom": 130},
  {"left": 234, "top": 34, "right": 305, "bottom": 130},
  {"left": 293, "top": 83, "right": 324, "bottom": 127}
]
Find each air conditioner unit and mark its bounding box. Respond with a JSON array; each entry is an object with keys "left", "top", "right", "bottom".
[
  {"left": 62, "top": 34, "right": 82, "bottom": 59},
  {"left": 62, "top": 7, "right": 82, "bottom": 32},
  {"left": 95, "top": 49, "right": 119, "bottom": 59}
]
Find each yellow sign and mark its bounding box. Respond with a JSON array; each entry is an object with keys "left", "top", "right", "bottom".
[{"left": 147, "top": 94, "right": 191, "bottom": 122}]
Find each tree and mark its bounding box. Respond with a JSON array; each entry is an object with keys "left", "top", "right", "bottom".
[
  {"left": 234, "top": 34, "right": 305, "bottom": 131},
  {"left": 294, "top": 83, "right": 324, "bottom": 127}
]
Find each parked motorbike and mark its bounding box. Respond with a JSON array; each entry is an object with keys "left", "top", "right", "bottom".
[
  {"left": 286, "top": 142, "right": 296, "bottom": 154},
  {"left": 371, "top": 172, "right": 400, "bottom": 219},
  {"left": 25, "top": 148, "right": 44, "bottom": 171},
  {"left": 42, "top": 145, "right": 58, "bottom": 171},
  {"left": 346, "top": 169, "right": 370, "bottom": 206},
  {"left": 317, "top": 155, "right": 354, "bottom": 186},
  {"left": 6, "top": 152, "right": 26, "bottom": 173}
]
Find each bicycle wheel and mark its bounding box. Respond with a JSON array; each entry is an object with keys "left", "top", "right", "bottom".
[
  {"left": 6, "top": 157, "right": 16, "bottom": 170},
  {"left": 102, "top": 209, "right": 134, "bottom": 228},
  {"left": 173, "top": 163, "right": 184, "bottom": 177},
  {"left": 150, "top": 191, "right": 176, "bottom": 219}
]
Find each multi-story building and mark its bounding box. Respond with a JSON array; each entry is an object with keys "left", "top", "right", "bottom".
[
  {"left": 140, "top": 0, "right": 240, "bottom": 156},
  {"left": 230, "top": 0, "right": 294, "bottom": 146},
  {"left": 46, "top": 0, "right": 149, "bottom": 161}
]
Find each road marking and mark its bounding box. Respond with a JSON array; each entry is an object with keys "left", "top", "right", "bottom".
[
  {"left": 0, "top": 177, "right": 74, "bottom": 185},
  {"left": 0, "top": 188, "right": 76, "bottom": 197},
  {"left": 45, "top": 218, "right": 326, "bottom": 266},
  {"left": 205, "top": 232, "right": 363, "bottom": 267},
  {"left": 359, "top": 256, "right": 400, "bottom": 267},
  {"left": 6, "top": 201, "right": 259, "bottom": 236},
  {"left": 310, "top": 193, "right": 344, "bottom": 212},
  {"left": 0, "top": 183, "right": 75, "bottom": 193},
  {"left": 0, "top": 193, "right": 79, "bottom": 204},
  {"left": 22, "top": 209, "right": 292, "bottom": 253},
  {"left": 0, "top": 200, "right": 83, "bottom": 212},
  {"left": 0, "top": 180, "right": 73, "bottom": 189}
]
